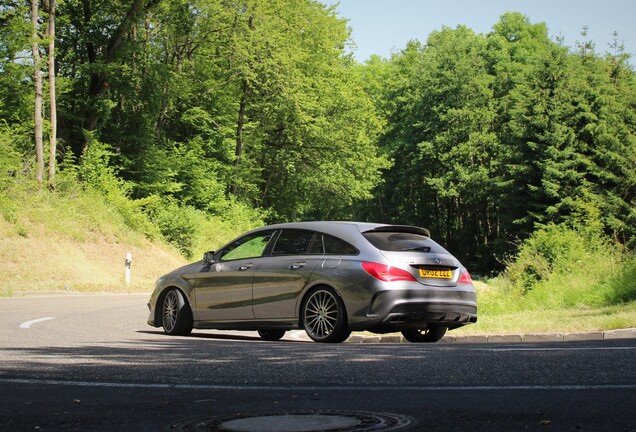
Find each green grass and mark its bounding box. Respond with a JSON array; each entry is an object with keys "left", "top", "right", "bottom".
[
  {"left": 455, "top": 281, "right": 636, "bottom": 335},
  {"left": 452, "top": 223, "right": 636, "bottom": 335}
]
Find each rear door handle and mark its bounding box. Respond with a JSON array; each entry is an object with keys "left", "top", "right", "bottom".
[
  {"left": 238, "top": 264, "right": 253, "bottom": 271},
  {"left": 289, "top": 262, "right": 306, "bottom": 270}
]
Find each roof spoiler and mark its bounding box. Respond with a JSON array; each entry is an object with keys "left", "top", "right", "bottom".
[{"left": 363, "top": 225, "right": 431, "bottom": 238}]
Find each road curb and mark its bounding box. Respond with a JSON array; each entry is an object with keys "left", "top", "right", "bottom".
[{"left": 343, "top": 328, "right": 636, "bottom": 344}]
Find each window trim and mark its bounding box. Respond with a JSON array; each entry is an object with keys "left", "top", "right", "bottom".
[
  {"left": 265, "top": 229, "right": 360, "bottom": 257},
  {"left": 217, "top": 229, "right": 276, "bottom": 262},
  {"left": 268, "top": 229, "right": 316, "bottom": 257},
  {"left": 322, "top": 233, "right": 360, "bottom": 256}
]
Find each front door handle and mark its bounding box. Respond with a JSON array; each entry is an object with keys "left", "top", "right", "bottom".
[
  {"left": 238, "top": 264, "right": 253, "bottom": 271},
  {"left": 289, "top": 262, "right": 306, "bottom": 270}
]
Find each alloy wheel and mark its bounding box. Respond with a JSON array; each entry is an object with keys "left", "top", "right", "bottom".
[
  {"left": 163, "top": 290, "right": 178, "bottom": 333},
  {"left": 304, "top": 289, "right": 340, "bottom": 340}
]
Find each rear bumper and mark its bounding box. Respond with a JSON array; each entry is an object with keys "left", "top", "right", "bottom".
[
  {"left": 384, "top": 302, "right": 477, "bottom": 328},
  {"left": 350, "top": 302, "right": 477, "bottom": 333},
  {"left": 348, "top": 286, "right": 477, "bottom": 332}
]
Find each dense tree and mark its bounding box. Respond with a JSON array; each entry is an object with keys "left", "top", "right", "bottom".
[
  {"left": 365, "top": 13, "right": 636, "bottom": 271},
  {"left": 1, "top": 6, "right": 634, "bottom": 267},
  {"left": 372, "top": 27, "right": 504, "bottom": 269},
  {"left": 1, "top": 2, "right": 31, "bottom": 122}
]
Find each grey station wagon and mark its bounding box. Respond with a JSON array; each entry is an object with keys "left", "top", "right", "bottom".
[{"left": 147, "top": 221, "right": 477, "bottom": 343}]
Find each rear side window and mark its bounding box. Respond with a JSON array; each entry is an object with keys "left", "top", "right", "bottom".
[
  {"left": 271, "top": 230, "right": 314, "bottom": 255},
  {"left": 362, "top": 232, "right": 447, "bottom": 253},
  {"left": 308, "top": 234, "right": 358, "bottom": 255}
]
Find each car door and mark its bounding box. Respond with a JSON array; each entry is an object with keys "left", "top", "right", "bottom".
[
  {"left": 251, "top": 229, "right": 323, "bottom": 320},
  {"left": 194, "top": 230, "right": 275, "bottom": 321}
]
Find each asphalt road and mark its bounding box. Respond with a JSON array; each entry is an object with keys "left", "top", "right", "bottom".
[{"left": 1, "top": 294, "right": 635, "bottom": 432}]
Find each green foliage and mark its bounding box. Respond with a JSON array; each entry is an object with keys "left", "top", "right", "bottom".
[
  {"left": 214, "top": 0, "right": 389, "bottom": 220},
  {"left": 0, "top": 3, "right": 32, "bottom": 126},
  {"left": 371, "top": 26, "right": 505, "bottom": 269},
  {"left": 365, "top": 12, "right": 636, "bottom": 273},
  {"left": 491, "top": 223, "right": 633, "bottom": 311},
  {"left": 189, "top": 199, "right": 266, "bottom": 258},
  {"left": 604, "top": 256, "right": 636, "bottom": 304},
  {"left": 145, "top": 199, "right": 200, "bottom": 258},
  {"left": 505, "top": 224, "right": 606, "bottom": 294},
  {"left": 2, "top": 2, "right": 636, "bottom": 290},
  {"left": 0, "top": 123, "right": 29, "bottom": 227},
  {"left": 78, "top": 134, "right": 160, "bottom": 240},
  {"left": 144, "top": 196, "right": 264, "bottom": 259},
  {"left": 41, "top": 0, "right": 388, "bottom": 222},
  {"left": 0, "top": 122, "right": 22, "bottom": 190}
]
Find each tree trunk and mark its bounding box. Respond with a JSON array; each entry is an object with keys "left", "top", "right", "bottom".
[
  {"left": 231, "top": 79, "right": 249, "bottom": 195},
  {"left": 46, "top": 0, "right": 57, "bottom": 188},
  {"left": 31, "top": 0, "right": 44, "bottom": 190},
  {"left": 83, "top": 0, "right": 160, "bottom": 141}
]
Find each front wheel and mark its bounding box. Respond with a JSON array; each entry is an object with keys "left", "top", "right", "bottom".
[
  {"left": 162, "top": 289, "right": 193, "bottom": 336},
  {"left": 301, "top": 287, "right": 351, "bottom": 343},
  {"left": 401, "top": 326, "right": 447, "bottom": 343}
]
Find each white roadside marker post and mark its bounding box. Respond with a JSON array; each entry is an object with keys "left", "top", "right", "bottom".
[{"left": 125, "top": 252, "right": 132, "bottom": 288}]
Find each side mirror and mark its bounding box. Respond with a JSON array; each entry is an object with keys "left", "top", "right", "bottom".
[{"left": 203, "top": 251, "right": 215, "bottom": 263}]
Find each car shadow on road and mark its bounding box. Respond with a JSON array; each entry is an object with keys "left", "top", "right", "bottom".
[{"left": 135, "top": 329, "right": 304, "bottom": 342}]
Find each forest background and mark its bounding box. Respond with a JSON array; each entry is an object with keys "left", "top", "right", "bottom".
[{"left": 1, "top": 0, "right": 635, "bottom": 331}]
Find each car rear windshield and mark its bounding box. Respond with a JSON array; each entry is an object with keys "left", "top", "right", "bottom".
[{"left": 362, "top": 231, "right": 447, "bottom": 253}]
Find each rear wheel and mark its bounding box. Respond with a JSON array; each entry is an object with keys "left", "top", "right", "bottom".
[
  {"left": 258, "top": 329, "right": 286, "bottom": 341},
  {"left": 301, "top": 287, "right": 351, "bottom": 343},
  {"left": 162, "top": 289, "right": 193, "bottom": 336},
  {"left": 401, "top": 326, "right": 447, "bottom": 343}
]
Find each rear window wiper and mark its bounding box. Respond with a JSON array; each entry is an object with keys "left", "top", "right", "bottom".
[{"left": 401, "top": 246, "right": 431, "bottom": 252}]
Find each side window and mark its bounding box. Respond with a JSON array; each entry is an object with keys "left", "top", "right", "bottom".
[
  {"left": 323, "top": 234, "right": 358, "bottom": 255},
  {"left": 219, "top": 231, "right": 275, "bottom": 262},
  {"left": 271, "top": 230, "right": 314, "bottom": 256},
  {"left": 308, "top": 234, "right": 358, "bottom": 255},
  {"left": 308, "top": 235, "right": 324, "bottom": 254}
]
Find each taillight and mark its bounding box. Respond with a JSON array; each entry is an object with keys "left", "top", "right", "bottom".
[
  {"left": 362, "top": 262, "right": 417, "bottom": 282},
  {"left": 459, "top": 270, "right": 473, "bottom": 284}
]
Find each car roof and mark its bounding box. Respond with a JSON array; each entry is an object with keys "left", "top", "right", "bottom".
[
  {"left": 213, "top": 221, "right": 432, "bottom": 254},
  {"left": 252, "top": 221, "right": 430, "bottom": 239},
  {"left": 264, "top": 221, "right": 383, "bottom": 232}
]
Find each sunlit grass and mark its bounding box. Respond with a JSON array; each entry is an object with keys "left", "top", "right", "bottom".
[
  {"left": 450, "top": 224, "right": 636, "bottom": 335},
  {"left": 0, "top": 187, "right": 186, "bottom": 295},
  {"left": 453, "top": 301, "right": 636, "bottom": 335},
  {"left": 452, "top": 273, "right": 636, "bottom": 334}
]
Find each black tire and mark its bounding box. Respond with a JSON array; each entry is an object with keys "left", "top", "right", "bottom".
[
  {"left": 301, "top": 287, "right": 351, "bottom": 343},
  {"left": 162, "top": 289, "right": 193, "bottom": 336},
  {"left": 401, "top": 326, "right": 447, "bottom": 343},
  {"left": 258, "top": 329, "right": 286, "bottom": 341}
]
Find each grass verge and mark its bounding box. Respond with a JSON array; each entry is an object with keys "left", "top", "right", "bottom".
[{"left": 452, "top": 281, "right": 636, "bottom": 335}]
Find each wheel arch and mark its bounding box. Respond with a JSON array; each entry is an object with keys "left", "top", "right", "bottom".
[
  {"left": 155, "top": 285, "right": 193, "bottom": 326},
  {"left": 297, "top": 283, "right": 348, "bottom": 328}
]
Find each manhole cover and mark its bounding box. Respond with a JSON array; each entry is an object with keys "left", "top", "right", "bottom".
[{"left": 167, "top": 410, "right": 413, "bottom": 432}]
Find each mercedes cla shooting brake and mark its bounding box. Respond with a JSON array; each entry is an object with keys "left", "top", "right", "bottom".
[{"left": 147, "top": 221, "right": 477, "bottom": 343}]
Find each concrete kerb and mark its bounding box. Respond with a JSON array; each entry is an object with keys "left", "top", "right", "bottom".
[{"left": 344, "top": 328, "right": 636, "bottom": 344}]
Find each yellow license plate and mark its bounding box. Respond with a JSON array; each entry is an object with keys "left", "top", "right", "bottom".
[{"left": 419, "top": 268, "right": 453, "bottom": 279}]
